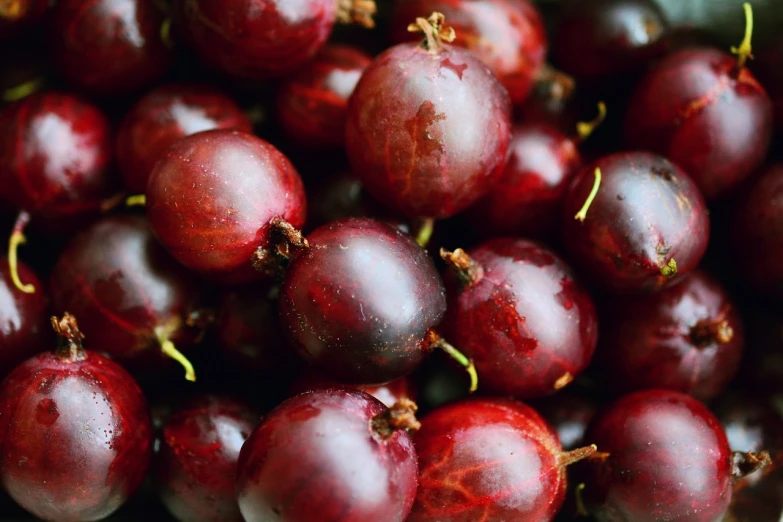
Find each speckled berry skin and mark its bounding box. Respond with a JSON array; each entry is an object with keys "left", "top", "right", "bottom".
[
  {"left": 236, "top": 389, "right": 418, "bottom": 522},
  {"left": 442, "top": 238, "right": 597, "bottom": 398},
  {"left": 560, "top": 152, "right": 709, "bottom": 294},
  {"left": 345, "top": 41, "right": 511, "bottom": 219},
  {"left": 625, "top": 48, "right": 772, "bottom": 201},
  {"left": 280, "top": 218, "right": 446, "bottom": 385},
  {"left": 172, "top": 0, "right": 337, "bottom": 79},
  {"left": 146, "top": 129, "right": 307, "bottom": 284},
  {"left": 579, "top": 390, "right": 734, "bottom": 522},
  {"left": 117, "top": 84, "right": 252, "bottom": 194},
  {"left": 49, "top": 0, "right": 172, "bottom": 96}
]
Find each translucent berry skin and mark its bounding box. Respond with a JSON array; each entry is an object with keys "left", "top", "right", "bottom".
[
  {"left": 277, "top": 45, "right": 371, "bottom": 149},
  {"left": 117, "top": 84, "right": 252, "bottom": 194},
  {"left": 280, "top": 218, "right": 446, "bottom": 384},
  {"left": 0, "top": 260, "right": 49, "bottom": 377},
  {"left": 289, "top": 367, "right": 416, "bottom": 408},
  {"left": 50, "top": 215, "right": 205, "bottom": 372},
  {"left": 0, "top": 92, "right": 115, "bottom": 232},
  {"left": 345, "top": 42, "right": 512, "bottom": 219},
  {"left": 0, "top": 0, "right": 48, "bottom": 38},
  {"left": 390, "top": 0, "right": 547, "bottom": 105},
  {"left": 236, "top": 389, "right": 418, "bottom": 522},
  {"left": 580, "top": 390, "right": 733, "bottom": 522},
  {"left": 146, "top": 129, "right": 307, "bottom": 284},
  {"left": 409, "top": 398, "right": 570, "bottom": 522},
  {"left": 156, "top": 395, "right": 260, "bottom": 522},
  {"left": 560, "top": 152, "right": 709, "bottom": 294},
  {"left": 443, "top": 239, "right": 597, "bottom": 398},
  {"left": 598, "top": 270, "right": 743, "bottom": 401},
  {"left": 49, "top": 0, "right": 172, "bottom": 96},
  {"left": 0, "top": 351, "right": 153, "bottom": 522},
  {"left": 172, "top": 0, "right": 336, "bottom": 79},
  {"left": 553, "top": 0, "right": 668, "bottom": 82},
  {"left": 730, "top": 164, "right": 783, "bottom": 301},
  {"left": 467, "top": 123, "right": 581, "bottom": 239},
  {"left": 624, "top": 48, "right": 773, "bottom": 201}
]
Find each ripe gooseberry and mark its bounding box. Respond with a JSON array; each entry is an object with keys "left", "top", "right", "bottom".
[
  {"left": 389, "top": 0, "right": 547, "bottom": 105},
  {"left": 171, "top": 0, "right": 376, "bottom": 79},
  {"left": 560, "top": 151, "right": 709, "bottom": 294},
  {"left": 50, "top": 214, "right": 209, "bottom": 381},
  {"left": 116, "top": 83, "right": 252, "bottom": 194},
  {"left": 0, "top": 313, "right": 153, "bottom": 521},
  {"left": 624, "top": 4, "right": 772, "bottom": 201},
  {"left": 345, "top": 12, "right": 512, "bottom": 219},
  {"left": 440, "top": 238, "right": 598, "bottom": 398},
  {"left": 597, "top": 270, "right": 743, "bottom": 400},
  {"left": 409, "top": 398, "right": 597, "bottom": 521},
  {"left": 236, "top": 389, "right": 420, "bottom": 522},
  {"left": 578, "top": 389, "right": 772, "bottom": 522},
  {"left": 146, "top": 129, "right": 307, "bottom": 284}
]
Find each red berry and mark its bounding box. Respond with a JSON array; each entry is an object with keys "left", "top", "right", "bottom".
[
  {"left": 730, "top": 164, "right": 783, "bottom": 301},
  {"left": 466, "top": 122, "right": 582, "bottom": 239},
  {"left": 156, "top": 395, "right": 260, "bottom": 522},
  {"left": 441, "top": 239, "right": 597, "bottom": 398},
  {"left": 624, "top": 47, "right": 772, "bottom": 200},
  {"left": 579, "top": 389, "right": 769, "bottom": 522},
  {"left": 409, "top": 398, "right": 597, "bottom": 521},
  {"left": 172, "top": 0, "right": 375, "bottom": 79},
  {"left": 390, "top": 0, "right": 547, "bottom": 105},
  {"left": 552, "top": 0, "right": 668, "bottom": 83},
  {"left": 116, "top": 83, "right": 252, "bottom": 194},
  {"left": 236, "top": 389, "right": 419, "bottom": 522},
  {"left": 50, "top": 214, "right": 207, "bottom": 381},
  {"left": 0, "top": 259, "right": 49, "bottom": 377},
  {"left": 597, "top": 270, "right": 743, "bottom": 400},
  {"left": 0, "top": 314, "right": 152, "bottom": 521},
  {"left": 146, "top": 129, "right": 307, "bottom": 284},
  {"left": 289, "top": 366, "right": 416, "bottom": 408},
  {"left": 279, "top": 218, "right": 446, "bottom": 384},
  {"left": 560, "top": 152, "right": 709, "bottom": 294},
  {"left": 345, "top": 12, "right": 511, "bottom": 219},
  {"left": 276, "top": 45, "right": 371, "bottom": 149},
  {"left": 49, "top": 0, "right": 172, "bottom": 96}
]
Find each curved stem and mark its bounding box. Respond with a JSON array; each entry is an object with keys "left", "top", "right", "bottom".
[
  {"left": 160, "top": 339, "right": 196, "bottom": 382},
  {"left": 2, "top": 77, "right": 45, "bottom": 103},
  {"left": 160, "top": 18, "right": 173, "bottom": 48},
  {"left": 574, "top": 168, "right": 601, "bottom": 222},
  {"left": 407, "top": 12, "right": 455, "bottom": 53},
  {"left": 335, "top": 0, "right": 376, "bottom": 28},
  {"left": 125, "top": 194, "right": 146, "bottom": 207},
  {"left": 575, "top": 483, "right": 589, "bottom": 517},
  {"left": 414, "top": 218, "right": 434, "bottom": 248},
  {"left": 730, "top": 3, "right": 754, "bottom": 69},
  {"left": 8, "top": 210, "right": 34, "bottom": 294},
  {"left": 575, "top": 102, "right": 607, "bottom": 143},
  {"left": 426, "top": 330, "right": 478, "bottom": 392}
]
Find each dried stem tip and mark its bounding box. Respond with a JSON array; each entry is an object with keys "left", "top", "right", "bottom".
[
  {"left": 690, "top": 319, "right": 734, "bottom": 347},
  {"left": 440, "top": 247, "right": 484, "bottom": 287},
  {"left": 51, "top": 313, "right": 87, "bottom": 361},
  {"left": 371, "top": 398, "right": 421, "bottom": 439},
  {"left": 408, "top": 12, "right": 455, "bottom": 53},
  {"left": 730, "top": 3, "right": 754, "bottom": 69},
  {"left": 732, "top": 451, "right": 772, "bottom": 480},
  {"left": 252, "top": 218, "right": 309, "bottom": 279},
  {"left": 574, "top": 168, "right": 602, "bottom": 222},
  {"left": 660, "top": 258, "right": 678, "bottom": 277},
  {"left": 336, "top": 0, "right": 376, "bottom": 29}
]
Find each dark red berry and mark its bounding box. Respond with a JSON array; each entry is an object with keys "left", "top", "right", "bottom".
[
  {"left": 730, "top": 164, "right": 783, "bottom": 301},
  {"left": 116, "top": 83, "right": 252, "bottom": 194},
  {"left": 409, "top": 398, "right": 597, "bottom": 521},
  {"left": 466, "top": 122, "right": 582, "bottom": 239},
  {"left": 0, "top": 258, "right": 49, "bottom": 377},
  {"left": 279, "top": 218, "right": 446, "bottom": 384},
  {"left": 441, "top": 239, "right": 597, "bottom": 398},
  {"left": 0, "top": 314, "right": 153, "bottom": 521},
  {"left": 236, "top": 389, "right": 419, "bottom": 522},
  {"left": 390, "top": 0, "right": 547, "bottom": 105},
  {"left": 146, "top": 129, "right": 307, "bottom": 284},
  {"left": 345, "top": 12, "right": 511, "bottom": 219},
  {"left": 289, "top": 366, "right": 416, "bottom": 408},
  {"left": 579, "top": 389, "right": 770, "bottom": 522},
  {"left": 625, "top": 47, "right": 772, "bottom": 201},
  {"left": 156, "top": 395, "right": 260, "bottom": 522},
  {"left": 597, "top": 270, "right": 743, "bottom": 400},
  {"left": 172, "top": 0, "right": 376, "bottom": 79},
  {"left": 0, "top": 0, "right": 47, "bottom": 38},
  {"left": 50, "top": 214, "right": 208, "bottom": 380},
  {"left": 276, "top": 45, "right": 371, "bottom": 149},
  {"left": 553, "top": 0, "right": 668, "bottom": 83},
  {"left": 560, "top": 152, "right": 709, "bottom": 294},
  {"left": 49, "top": 0, "right": 172, "bottom": 96}
]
